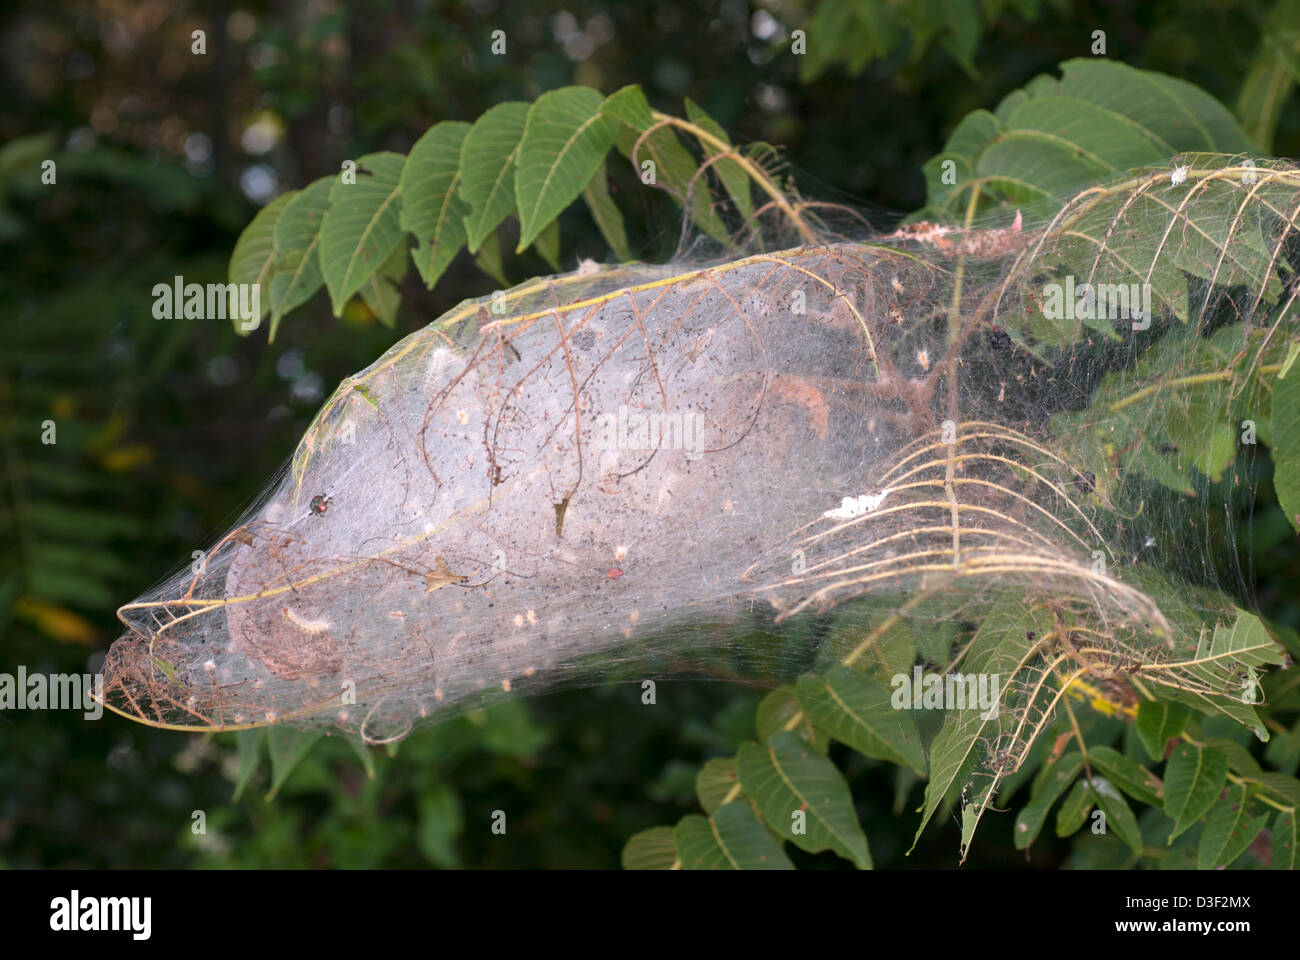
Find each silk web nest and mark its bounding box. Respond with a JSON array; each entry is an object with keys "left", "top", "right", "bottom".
[{"left": 105, "top": 156, "right": 1292, "bottom": 788}]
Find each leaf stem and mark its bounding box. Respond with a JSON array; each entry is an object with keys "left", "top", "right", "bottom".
[{"left": 651, "top": 112, "right": 818, "bottom": 243}]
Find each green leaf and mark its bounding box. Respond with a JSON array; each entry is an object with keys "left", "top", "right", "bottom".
[
  {"left": 737, "top": 731, "right": 872, "bottom": 868},
  {"left": 1090, "top": 775, "right": 1143, "bottom": 855},
  {"left": 673, "top": 802, "right": 794, "bottom": 870},
  {"left": 532, "top": 217, "right": 561, "bottom": 271},
  {"left": 1164, "top": 743, "right": 1228, "bottom": 841},
  {"left": 269, "top": 177, "right": 332, "bottom": 339},
  {"left": 600, "top": 84, "right": 658, "bottom": 131},
  {"left": 320, "top": 152, "right": 406, "bottom": 316},
  {"left": 1252, "top": 772, "right": 1300, "bottom": 807},
  {"left": 458, "top": 101, "right": 529, "bottom": 253},
  {"left": 358, "top": 240, "right": 408, "bottom": 328},
  {"left": 1015, "top": 751, "right": 1083, "bottom": 849},
  {"left": 1204, "top": 737, "right": 1262, "bottom": 776},
  {"left": 229, "top": 191, "right": 294, "bottom": 334},
  {"left": 1236, "top": 51, "right": 1292, "bottom": 154},
  {"left": 515, "top": 86, "right": 619, "bottom": 252},
  {"left": 477, "top": 698, "right": 549, "bottom": 757},
  {"left": 696, "top": 757, "right": 740, "bottom": 814},
  {"left": 603, "top": 84, "right": 730, "bottom": 244},
  {"left": 1273, "top": 809, "right": 1297, "bottom": 869},
  {"left": 1274, "top": 364, "right": 1300, "bottom": 533},
  {"left": 622, "top": 826, "right": 679, "bottom": 869},
  {"left": 231, "top": 729, "right": 265, "bottom": 802},
  {"left": 264, "top": 727, "right": 324, "bottom": 800},
  {"left": 582, "top": 159, "right": 631, "bottom": 261},
  {"left": 344, "top": 737, "right": 376, "bottom": 780},
  {"left": 1236, "top": 0, "right": 1300, "bottom": 151},
  {"left": 926, "top": 58, "right": 1254, "bottom": 220},
  {"left": 755, "top": 685, "right": 828, "bottom": 753},
  {"left": 1198, "top": 783, "right": 1267, "bottom": 868},
  {"left": 400, "top": 120, "right": 471, "bottom": 289},
  {"left": 1136, "top": 700, "right": 1192, "bottom": 761},
  {"left": 1056, "top": 779, "right": 1096, "bottom": 837},
  {"left": 472, "top": 228, "right": 508, "bottom": 287},
  {"left": 683, "top": 98, "right": 753, "bottom": 219},
  {"left": 0, "top": 131, "right": 58, "bottom": 182},
  {"left": 938, "top": 0, "right": 980, "bottom": 77},
  {"left": 416, "top": 783, "right": 465, "bottom": 868},
  {"left": 794, "top": 667, "right": 925, "bottom": 774},
  {"left": 1088, "top": 745, "right": 1164, "bottom": 807}
]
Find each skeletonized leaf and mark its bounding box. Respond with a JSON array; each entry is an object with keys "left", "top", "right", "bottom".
[
  {"left": 910, "top": 595, "right": 1050, "bottom": 855},
  {"left": 400, "top": 121, "right": 471, "bottom": 289},
  {"left": 514, "top": 86, "right": 619, "bottom": 252},
  {"left": 320, "top": 152, "right": 406, "bottom": 316},
  {"left": 1153, "top": 611, "right": 1285, "bottom": 734}
]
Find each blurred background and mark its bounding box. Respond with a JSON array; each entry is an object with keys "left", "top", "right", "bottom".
[{"left": 3, "top": 0, "right": 1299, "bottom": 868}]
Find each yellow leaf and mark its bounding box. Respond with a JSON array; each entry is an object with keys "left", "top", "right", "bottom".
[{"left": 13, "top": 596, "right": 99, "bottom": 646}]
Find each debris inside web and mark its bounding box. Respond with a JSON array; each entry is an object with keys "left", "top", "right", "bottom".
[{"left": 105, "top": 155, "right": 1290, "bottom": 777}]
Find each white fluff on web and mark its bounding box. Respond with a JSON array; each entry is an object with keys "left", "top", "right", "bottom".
[{"left": 105, "top": 159, "right": 1295, "bottom": 750}]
